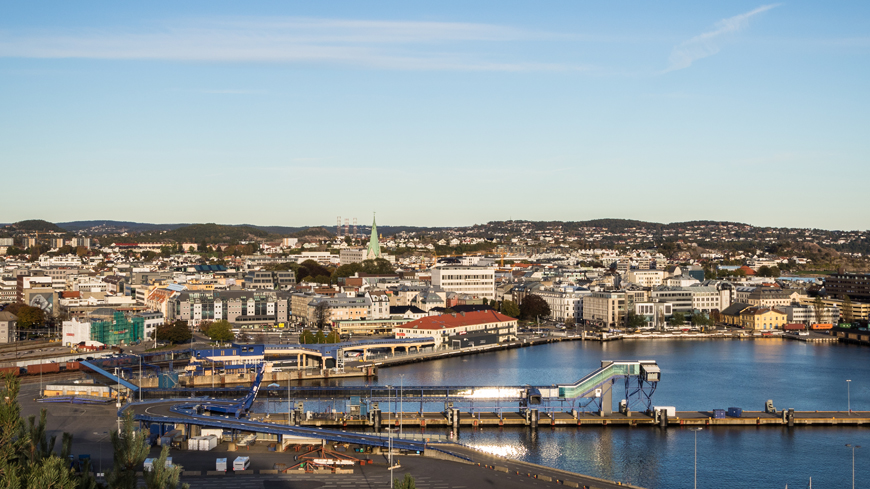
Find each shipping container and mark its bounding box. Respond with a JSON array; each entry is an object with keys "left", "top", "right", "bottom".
[
  {"left": 811, "top": 323, "right": 833, "bottom": 330},
  {"left": 64, "top": 362, "right": 81, "bottom": 371},
  {"left": 198, "top": 435, "right": 218, "bottom": 451},
  {"left": 783, "top": 324, "right": 806, "bottom": 331},
  {"left": 0, "top": 366, "right": 20, "bottom": 377},
  {"left": 653, "top": 406, "right": 676, "bottom": 417},
  {"left": 713, "top": 409, "right": 726, "bottom": 419},
  {"left": 727, "top": 407, "right": 743, "bottom": 417},
  {"left": 27, "top": 363, "right": 60, "bottom": 375},
  {"left": 187, "top": 437, "right": 202, "bottom": 451}
]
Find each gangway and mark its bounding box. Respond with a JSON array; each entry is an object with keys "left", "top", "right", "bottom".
[
  {"left": 201, "top": 362, "right": 266, "bottom": 418},
  {"left": 80, "top": 360, "right": 139, "bottom": 393}
]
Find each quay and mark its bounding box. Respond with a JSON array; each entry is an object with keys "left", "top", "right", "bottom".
[{"left": 248, "top": 410, "right": 870, "bottom": 428}]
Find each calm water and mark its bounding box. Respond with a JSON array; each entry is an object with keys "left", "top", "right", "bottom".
[{"left": 262, "top": 339, "right": 870, "bottom": 488}]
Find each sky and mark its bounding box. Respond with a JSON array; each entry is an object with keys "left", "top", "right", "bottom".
[{"left": 1, "top": 1, "right": 868, "bottom": 230}]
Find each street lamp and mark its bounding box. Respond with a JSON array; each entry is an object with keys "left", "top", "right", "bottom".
[
  {"left": 690, "top": 427, "right": 703, "bottom": 489},
  {"left": 846, "top": 444, "right": 861, "bottom": 489},
  {"left": 94, "top": 431, "right": 108, "bottom": 477},
  {"left": 399, "top": 374, "right": 404, "bottom": 439},
  {"left": 385, "top": 385, "right": 393, "bottom": 489},
  {"left": 846, "top": 379, "right": 852, "bottom": 414}
]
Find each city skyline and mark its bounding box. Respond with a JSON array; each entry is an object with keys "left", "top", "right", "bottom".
[{"left": 2, "top": 1, "right": 868, "bottom": 229}]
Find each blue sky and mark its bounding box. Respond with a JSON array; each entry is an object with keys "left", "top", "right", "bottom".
[{"left": 1, "top": 1, "right": 868, "bottom": 230}]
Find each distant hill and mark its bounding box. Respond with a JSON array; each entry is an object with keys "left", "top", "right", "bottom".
[
  {"left": 149, "top": 223, "right": 275, "bottom": 244},
  {"left": 3, "top": 219, "right": 67, "bottom": 233},
  {"left": 58, "top": 220, "right": 189, "bottom": 233}
]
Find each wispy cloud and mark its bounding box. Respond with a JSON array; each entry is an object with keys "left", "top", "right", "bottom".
[
  {"left": 665, "top": 4, "right": 780, "bottom": 72},
  {"left": 0, "top": 16, "right": 584, "bottom": 72}
]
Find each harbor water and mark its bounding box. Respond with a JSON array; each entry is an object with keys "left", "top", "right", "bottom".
[{"left": 259, "top": 339, "right": 870, "bottom": 488}]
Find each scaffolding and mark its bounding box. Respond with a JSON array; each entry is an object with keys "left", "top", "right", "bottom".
[{"left": 90, "top": 311, "right": 144, "bottom": 346}]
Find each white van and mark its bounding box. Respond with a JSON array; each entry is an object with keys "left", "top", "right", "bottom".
[
  {"left": 233, "top": 456, "right": 250, "bottom": 471},
  {"left": 216, "top": 458, "right": 227, "bottom": 472}
]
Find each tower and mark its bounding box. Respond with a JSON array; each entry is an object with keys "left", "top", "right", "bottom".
[{"left": 366, "top": 213, "right": 381, "bottom": 260}]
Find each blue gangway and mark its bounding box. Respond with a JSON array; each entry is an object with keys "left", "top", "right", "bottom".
[{"left": 80, "top": 360, "right": 140, "bottom": 392}]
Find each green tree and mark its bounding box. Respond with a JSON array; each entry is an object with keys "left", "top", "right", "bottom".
[
  {"left": 314, "top": 330, "right": 327, "bottom": 344},
  {"left": 500, "top": 300, "right": 520, "bottom": 318},
  {"left": 670, "top": 311, "right": 686, "bottom": 327},
  {"left": 156, "top": 321, "right": 192, "bottom": 345},
  {"left": 393, "top": 473, "right": 416, "bottom": 489},
  {"left": 843, "top": 295, "right": 853, "bottom": 323},
  {"left": 300, "top": 329, "right": 316, "bottom": 344},
  {"left": 519, "top": 294, "right": 550, "bottom": 320},
  {"left": 564, "top": 317, "right": 576, "bottom": 330},
  {"left": 325, "top": 331, "right": 341, "bottom": 343},
  {"left": 107, "top": 410, "right": 151, "bottom": 489},
  {"left": 691, "top": 312, "right": 712, "bottom": 327},
  {"left": 813, "top": 296, "right": 825, "bottom": 324},
  {"left": 0, "top": 374, "right": 83, "bottom": 489},
  {"left": 331, "top": 263, "right": 362, "bottom": 281},
  {"left": 360, "top": 258, "right": 394, "bottom": 275},
  {"left": 205, "top": 320, "right": 234, "bottom": 343},
  {"left": 626, "top": 312, "right": 646, "bottom": 329},
  {"left": 15, "top": 305, "right": 45, "bottom": 329},
  {"left": 142, "top": 445, "right": 189, "bottom": 489}
]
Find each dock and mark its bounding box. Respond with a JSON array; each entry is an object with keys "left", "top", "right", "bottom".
[{"left": 248, "top": 410, "right": 870, "bottom": 428}]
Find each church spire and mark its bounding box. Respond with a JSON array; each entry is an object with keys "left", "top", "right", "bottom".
[{"left": 366, "top": 212, "right": 380, "bottom": 260}]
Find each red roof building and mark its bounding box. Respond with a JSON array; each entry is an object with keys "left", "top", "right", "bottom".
[{"left": 395, "top": 310, "right": 518, "bottom": 348}]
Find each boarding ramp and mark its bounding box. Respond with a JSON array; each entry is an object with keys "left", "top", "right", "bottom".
[
  {"left": 556, "top": 360, "right": 660, "bottom": 414},
  {"left": 80, "top": 360, "right": 139, "bottom": 393}
]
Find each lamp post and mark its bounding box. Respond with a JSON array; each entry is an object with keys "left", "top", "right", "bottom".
[
  {"left": 846, "top": 379, "right": 852, "bottom": 414},
  {"left": 846, "top": 444, "right": 861, "bottom": 489},
  {"left": 94, "top": 431, "right": 108, "bottom": 477},
  {"left": 399, "top": 374, "right": 404, "bottom": 439},
  {"left": 138, "top": 355, "right": 142, "bottom": 402},
  {"left": 385, "top": 385, "right": 393, "bottom": 489},
  {"left": 690, "top": 427, "right": 703, "bottom": 489}
]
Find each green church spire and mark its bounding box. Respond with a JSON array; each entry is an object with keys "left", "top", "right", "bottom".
[{"left": 366, "top": 212, "right": 380, "bottom": 259}]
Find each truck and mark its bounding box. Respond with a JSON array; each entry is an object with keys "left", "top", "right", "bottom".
[{"left": 233, "top": 456, "right": 250, "bottom": 471}]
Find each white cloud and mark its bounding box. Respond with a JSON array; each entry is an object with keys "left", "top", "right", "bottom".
[
  {"left": 0, "top": 17, "right": 582, "bottom": 72},
  {"left": 665, "top": 4, "right": 780, "bottom": 72}
]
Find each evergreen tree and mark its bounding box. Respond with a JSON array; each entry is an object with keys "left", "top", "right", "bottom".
[
  {"left": 393, "top": 473, "right": 416, "bottom": 489},
  {"left": 106, "top": 410, "right": 150, "bottom": 489},
  {"left": 142, "top": 445, "right": 188, "bottom": 489}
]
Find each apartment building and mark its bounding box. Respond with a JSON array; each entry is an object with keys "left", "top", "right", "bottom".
[
  {"left": 430, "top": 266, "right": 495, "bottom": 300},
  {"left": 824, "top": 272, "right": 870, "bottom": 303},
  {"left": 536, "top": 288, "right": 589, "bottom": 322},
  {"left": 582, "top": 291, "right": 626, "bottom": 328},
  {"left": 170, "top": 290, "right": 291, "bottom": 327},
  {"left": 625, "top": 269, "right": 665, "bottom": 287}
]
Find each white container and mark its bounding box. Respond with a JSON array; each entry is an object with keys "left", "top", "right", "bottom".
[
  {"left": 233, "top": 456, "right": 250, "bottom": 471},
  {"left": 143, "top": 458, "right": 154, "bottom": 471},
  {"left": 216, "top": 458, "right": 227, "bottom": 472},
  {"left": 165, "top": 457, "right": 173, "bottom": 468},
  {"left": 198, "top": 435, "right": 218, "bottom": 451},
  {"left": 201, "top": 428, "right": 223, "bottom": 439},
  {"left": 654, "top": 406, "right": 676, "bottom": 417},
  {"left": 187, "top": 436, "right": 202, "bottom": 451}
]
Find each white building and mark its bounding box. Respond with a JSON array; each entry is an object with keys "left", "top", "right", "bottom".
[
  {"left": 62, "top": 318, "right": 92, "bottom": 346},
  {"left": 625, "top": 269, "right": 665, "bottom": 287},
  {"left": 430, "top": 266, "right": 495, "bottom": 300},
  {"left": 365, "top": 291, "right": 391, "bottom": 320},
  {"left": 536, "top": 288, "right": 590, "bottom": 322}
]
